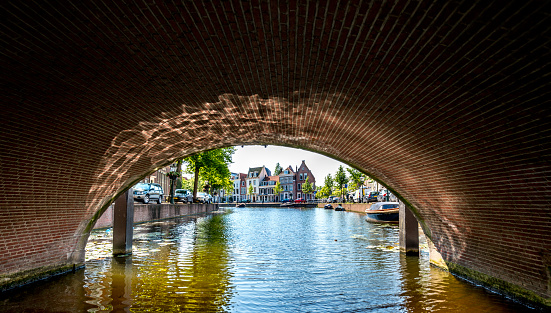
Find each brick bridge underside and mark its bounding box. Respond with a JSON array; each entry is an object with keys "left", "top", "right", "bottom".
[{"left": 1, "top": 0, "right": 550, "bottom": 307}]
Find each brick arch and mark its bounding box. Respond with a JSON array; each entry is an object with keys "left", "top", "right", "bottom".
[{"left": 1, "top": 0, "right": 550, "bottom": 307}]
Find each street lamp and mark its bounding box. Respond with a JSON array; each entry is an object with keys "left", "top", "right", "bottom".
[
  {"left": 360, "top": 176, "right": 365, "bottom": 203},
  {"left": 167, "top": 163, "right": 179, "bottom": 204}
]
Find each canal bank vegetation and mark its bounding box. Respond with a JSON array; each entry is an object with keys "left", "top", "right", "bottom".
[{"left": 178, "top": 147, "right": 236, "bottom": 203}]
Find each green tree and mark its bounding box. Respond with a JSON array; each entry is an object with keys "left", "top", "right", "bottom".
[
  {"left": 334, "top": 165, "right": 348, "bottom": 202},
  {"left": 316, "top": 185, "right": 331, "bottom": 200},
  {"left": 274, "top": 163, "right": 283, "bottom": 176},
  {"left": 274, "top": 181, "right": 283, "bottom": 201},
  {"left": 183, "top": 147, "right": 236, "bottom": 202},
  {"left": 248, "top": 184, "right": 254, "bottom": 201},
  {"left": 324, "top": 174, "right": 334, "bottom": 195},
  {"left": 346, "top": 168, "right": 365, "bottom": 191},
  {"left": 302, "top": 177, "right": 314, "bottom": 199}
]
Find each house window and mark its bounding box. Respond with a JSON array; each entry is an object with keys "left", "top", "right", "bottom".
[
  {"left": 300, "top": 174, "right": 303, "bottom": 180},
  {"left": 298, "top": 183, "right": 301, "bottom": 190},
  {"left": 284, "top": 170, "right": 289, "bottom": 174}
]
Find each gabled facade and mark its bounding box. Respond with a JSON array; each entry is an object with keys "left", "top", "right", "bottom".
[
  {"left": 230, "top": 172, "right": 241, "bottom": 202},
  {"left": 246, "top": 166, "right": 271, "bottom": 202},
  {"left": 259, "top": 175, "right": 280, "bottom": 202},
  {"left": 239, "top": 173, "right": 247, "bottom": 201},
  {"left": 278, "top": 165, "right": 295, "bottom": 200},
  {"left": 295, "top": 160, "right": 316, "bottom": 200}
]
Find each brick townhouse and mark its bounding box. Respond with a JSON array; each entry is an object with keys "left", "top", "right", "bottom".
[
  {"left": 295, "top": 160, "right": 316, "bottom": 200},
  {"left": 232, "top": 161, "right": 316, "bottom": 202}
]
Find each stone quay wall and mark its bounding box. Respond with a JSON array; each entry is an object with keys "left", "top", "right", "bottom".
[{"left": 94, "top": 203, "right": 217, "bottom": 229}]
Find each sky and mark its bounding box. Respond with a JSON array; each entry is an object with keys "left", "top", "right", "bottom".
[{"left": 228, "top": 145, "right": 350, "bottom": 181}]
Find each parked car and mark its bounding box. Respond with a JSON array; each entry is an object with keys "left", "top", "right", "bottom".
[
  {"left": 294, "top": 198, "right": 306, "bottom": 203},
  {"left": 196, "top": 192, "right": 212, "bottom": 203},
  {"left": 240, "top": 198, "right": 251, "bottom": 203},
  {"left": 377, "top": 190, "right": 396, "bottom": 202},
  {"left": 327, "top": 196, "right": 341, "bottom": 203},
  {"left": 377, "top": 190, "right": 388, "bottom": 202},
  {"left": 133, "top": 183, "right": 164, "bottom": 204},
  {"left": 173, "top": 189, "right": 192, "bottom": 203},
  {"left": 281, "top": 198, "right": 292, "bottom": 203},
  {"left": 366, "top": 191, "right": 379, "bottom": 202}
]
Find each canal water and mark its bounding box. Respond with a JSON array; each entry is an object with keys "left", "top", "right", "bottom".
[{"left": 0, "top": 207, "right": 539, "bottom": 312}]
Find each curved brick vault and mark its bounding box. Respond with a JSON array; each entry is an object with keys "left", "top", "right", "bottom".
[{"left": 1, "top": 0, "right": 550, "bottom": 306}]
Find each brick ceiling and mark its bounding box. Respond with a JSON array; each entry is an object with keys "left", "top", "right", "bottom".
[{"left": 1, "top": 0, "right": 551, "bottom": 302}]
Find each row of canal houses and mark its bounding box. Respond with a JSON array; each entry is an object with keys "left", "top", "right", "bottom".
[{"left": 231, "top": 160, "right": 316, "bottom": 202}]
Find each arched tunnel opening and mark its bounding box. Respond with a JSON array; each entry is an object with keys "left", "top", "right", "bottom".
[
  {"left": 63, "top": 142, "right": 533, "bottom": 312},
  {"left": 1, "top": 0, "right": 550, "bottom": 310},
  {"left": 1, "top": 139, "right": 544, "bottom": 311}
]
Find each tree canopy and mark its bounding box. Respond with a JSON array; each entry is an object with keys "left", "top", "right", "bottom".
[
  {"left": 346, "top": 168, "right": 365, "bottom": 191},
  {"left": 302, "top": 176, "right": 314, "bottom": 196},
  {"left": 334, "top": 165, "right": 348, "bottom": 200},
  {"left": 274, "top": 162, "right": 283, "bottom": 176},
  {"left": 182, "top": 147, "right": 236, "bottom": 201},
  {"left": 316, "top": 185, "right": 331, "bottom": 199},
  {"left": 324, "top": 174, "right": 334, "bottom": 195},
  {"left": 274, "top": 181, "right": 283, "bottom": 198}
]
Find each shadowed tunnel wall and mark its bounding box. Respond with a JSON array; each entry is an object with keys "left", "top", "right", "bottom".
[{"left": 0, "top": 0, "right": 550, "bottom": 307}]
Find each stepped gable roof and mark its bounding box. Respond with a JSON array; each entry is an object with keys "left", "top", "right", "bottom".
[
  {"left": 298, "top": 160, "right": 310, "bottom": 172},
  {"left": 239, "top": 173, "right": 247, "bottom": 179}
]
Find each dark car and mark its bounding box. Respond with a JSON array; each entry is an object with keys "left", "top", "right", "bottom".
[
  {"left": 173, "top": 189, "right": 192, "bottom": 203},
  {"left": 133, "top": 183, "right": 164, "bottom": 204},
  {"left": 196, "top": 192, "right": 213, "bottom": 204},
  {"left": 366, "top": 191, "right": 379, "bottom": 202},
  {"left": 240, "top": 198, "right": 251, "bottom": 203},
  {"left": 280, "top": 198, "right": 291, "bottom": 203},
  {"left": 326, "top": 196, "right": 342, "bottom": 203}
]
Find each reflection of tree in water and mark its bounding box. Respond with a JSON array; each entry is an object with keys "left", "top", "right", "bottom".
[
  {"left": 131, "top": 215, "right": 234, "bottom": 312},
  {"left": 187, "top": 214, "right": 234, "bottom": 311}
]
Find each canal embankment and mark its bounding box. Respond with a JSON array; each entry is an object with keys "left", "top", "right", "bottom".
[
  {"left": 94, "top": 203, "right": 217, "bottom": 229},
  {"left": 317, "top": 202, "right": 373, "bottom": 213},
  {"left": 219, "top": 202, "right": 372, "bottom": 213}
]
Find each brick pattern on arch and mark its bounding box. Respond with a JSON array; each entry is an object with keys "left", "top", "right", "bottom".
[{"left": 1, "top": 0, "right": 550, "bottom": 304}]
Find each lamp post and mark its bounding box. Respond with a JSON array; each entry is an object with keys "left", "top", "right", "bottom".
[
  {"left": 167, "top": 164, "right": 179, "bottom": 204},
  {"left": 360, "top": 176, "right": 365, "bottom": 203}
]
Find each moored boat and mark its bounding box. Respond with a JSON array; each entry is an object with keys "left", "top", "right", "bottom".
[
  {"left": 280, "top": 202, "right": 294, "bottom": 207},
  {"left": 324, "top": 203, "right": 333, "bottom": 210},
  {"left": 365, "top": 202, "right": 399, "bottom": 223},
  {"left": 334, "top": 204, "right": 345, "bottom": 211},
  {"left": 236, "top": 203, "right": 246, "bottom": 208}
]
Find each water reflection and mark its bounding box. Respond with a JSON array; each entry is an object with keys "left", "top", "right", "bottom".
[
  {"left": 110, "top": 256, "right": 133, "bottom": 311},
  {"left": 0, "top": 208, "right": 539, "bottom": 312},
  {"left": 90, "top": 214, "right": 234, "bottom": 312}
]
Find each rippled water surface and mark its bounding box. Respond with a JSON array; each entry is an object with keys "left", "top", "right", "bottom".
[{"left": 0, "top": 207, "right": 538, "bottom": 312}]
